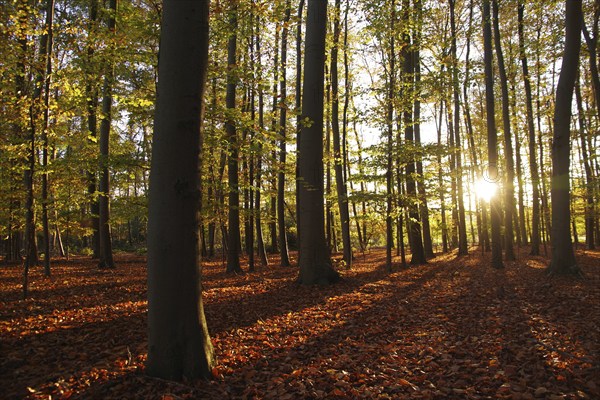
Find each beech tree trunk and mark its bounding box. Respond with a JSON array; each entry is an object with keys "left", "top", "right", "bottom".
[
  {"left": 147, "top": 0, "right": 215, "bottom": 380},
  {"left": 330, "top": 0, "right": 352, "bottom": 268},
  {"left": 482, "top": 0, "right": 503, "bottom": 269},
  {"left": 492, "top": 0, "right": 515, "bottom": 261},
  {"left": 225, "top": 3, "right": 242, "bottom": 274},
  {"left": 97, "top": 0, "right": 117, "bottom": 269},
  {"left": 449, "top": 0, "right": 468, "bottom": 256},
  {"left": 548, "top": 0, "right": 581, "bottom": 275},
  {"left": 517, "top": 0, "right": 541, "bottom": 255},
  {"left": 277, "top": 1, "right": 291, "bottom": 267},
  {"left": 297, "top": 0, "right": 339, "bottom": 285}
]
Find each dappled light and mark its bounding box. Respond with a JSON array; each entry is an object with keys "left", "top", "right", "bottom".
[{"left": 1, "top": 250, "right": 598, "bottom": 398}]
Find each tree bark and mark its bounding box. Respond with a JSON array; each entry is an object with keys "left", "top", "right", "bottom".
[
  {"left": 297, "top": 0, "right": 339, "bottom": 285},
  {"left": 517, "top": 0, "right": 541, "bottom": 255},
  {"left": 97, "top": 0, "right": 117, "bottom": 269},
  {"left": 482, "top": 0, "right": 503, "bottom": 269},
  {"left": 449, "top": 0, "right": 468, "bottom": 256},
  {"left": 277, "top": 1, "right": 291, "bottom": 267},
  {"left": 575, "top": 77, "right": 595, "bottom": 250},
  {"left": 492, "top": 0, "right": 516, "bottom": 261},
  {"left": 330, "top": 0, "right": 353, "bottom": 267},
  {"left": 225, "top": 2, "right": 243, "bottom": 274},
  {"left": 547, "top": 0, "right": 582, "bottom": 275},
  {"left": 147, "top": 0, "right": 215, "bottom": 380}
]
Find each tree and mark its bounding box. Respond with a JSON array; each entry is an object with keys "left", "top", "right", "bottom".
[
  {"left": 297, "top": 0, "right": 340, "bottom": 285},
  {"left": 147, "top": 0, "right": 215, "bottom": 380},
  {"left": 547, "top": 0, "right": 582, "bottom": 276},
  {"left": 97, "top": 0, "right": 117, "bottom": 269},
  {"left": 277, "top": 0, "right": 292, "bottom": 267},
  {"left": 225, "top": 1, "right": 243, "bottom": 274},
  {"left": 482, "top": 0, "right": 503, "bottom": 269},
  {"left": 449, "top": 0, "right": 468, "bottom": 256},
  {"left": 331, "top": 0, "right": 353, "bottom": 268},
  {"left": 517, "top": 0, "right": 541, "bottom": 255},
  {"left": 492, "top": 0, "right": 515, "bottom": 261}
]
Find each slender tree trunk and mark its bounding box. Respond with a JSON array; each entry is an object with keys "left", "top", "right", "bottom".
[
  {"left": 225, "top": 3, "right": 242, "bottom": 274},
  {"left": 483, "top": 0, "right": 503, "bottom": 269},
  {"left": 413, "top": 0, "right": 432, "bottom": 258},
  {"left": 517, "top": 0, "right": 541, "bottom": 255},
  {"left": 295, "top": 0, "right": 305, "bottom": 252},
  {"left": 277, "top": 1, "right": 291, "bottom": 267},
  {"left": 449, "top": 0, "right": 468, "bottom": 256},
  {"left": 39, "top": 0, "right": 55, "bottom": 276},
  {"left": 492, "top": 0, "right": 515, "bottom": 261},
  {"left": 147, "top": 0, "right": 214, "bottom": 380},
  {"left": 581, "top": 10, "right": 600, "bottom": 119},
  {"left": 575, "top": 77, "right": 595, "bottom": 249},
  {"left": 97, "top": 0, "right": 117, "bottom": 269},
  {"left": 385, "top": 0, "right": 396, "bottom": 272},
  {"left": 330, "top": 0, "right": 352, "bottom": 267},
  {"left": 436, "top": 100, "right": 448, "bottom": 253},
  {"left": 297, "top": 0, "right": 339, "bottom": 285},
  {"left": 548, "top": 0, "right": 582, "bottom": 275},
  {"left": 86, "top": 0, "right": 100, "bottom": 259},
  {"left": 254, "top": 12, "right": 269, "bottom": 267}
]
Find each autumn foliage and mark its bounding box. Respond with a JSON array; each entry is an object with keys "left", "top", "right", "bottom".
[{"left": 1, "top": 248, "right": 598, "bottom": 399}]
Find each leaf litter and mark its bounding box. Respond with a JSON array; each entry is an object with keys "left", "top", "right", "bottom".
[{"left": 0, "top": 248, "right": 598, "bottom": 399}]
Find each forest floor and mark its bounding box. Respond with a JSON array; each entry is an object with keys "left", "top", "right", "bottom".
[{"left": 0, "top": 246, "right": 598, "bottom": 399}]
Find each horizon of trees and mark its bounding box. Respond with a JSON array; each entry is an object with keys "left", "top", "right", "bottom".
[{"left": 0, "top": 0, "right": 597, "bottom": 286}]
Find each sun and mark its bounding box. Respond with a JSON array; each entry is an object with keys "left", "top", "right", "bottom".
[{"left": 473, "top": 178, "right": 498, "bottom": 202}]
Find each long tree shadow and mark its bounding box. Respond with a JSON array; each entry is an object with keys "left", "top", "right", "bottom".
[{"left": 0, "top": 312, "right": 147, "bottom": 399}]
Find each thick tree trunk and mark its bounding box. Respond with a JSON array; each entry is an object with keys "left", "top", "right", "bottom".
[
  {"left": 225, "top": 4, "right": 242, "bottom": 274},
  {"left": 482, "top": 0, "right": 503, "bottom": 269},
  {"left": 548, "top": 0, "right": 582, "bottom": 275},
  {"left": 297, "top": 0, "right": 339, "bottom": 285},
  {"left": 147, "top": 0, "right": 215, "bottom": 380},
  {"left": 401, "top": 4, "right": 426, "bottom": 265},
  {"left": 492, "top": 0, "right": 515, "bottom": 261}
]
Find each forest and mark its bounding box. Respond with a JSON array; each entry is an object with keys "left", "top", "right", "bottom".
[{"left": 0, "top": 0, "right": 599, "bottom": 398}]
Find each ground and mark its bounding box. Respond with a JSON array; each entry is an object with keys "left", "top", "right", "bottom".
[{"left": 1, "top": 247, "right": 598, "bottom": 399}]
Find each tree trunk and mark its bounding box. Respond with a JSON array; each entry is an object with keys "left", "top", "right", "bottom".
[
  {"left": 547, "top": 0, "right": 582, "bottom": 275},
  {"left": 330, "top": 0, "right": 352, "bottom": 267},
  {"left": 297, "top": 0, "right": 339, "bottom": 285},
  {"left": 86, "top": 0, "right": 100, "bottom": 259},
  {"left": 38, "top": 0, "right": 55, "bottom": 276},
  {"left": 517, "top": 0, "right": 541, "bottom": 255},
  {"left": 225, "top": 3, "right": 242, "bottom": 274},
  {"left": 254, "top": 12, "right": 269, "bottom": 267},
  {"left": 277, "top": 1, "right": 291, "bottom": 267},
  {"left": 97, "top": 0, "right": 117, "bottom": 269},
  {"left": 147, "top": 0, "right": 215, "bottom": 380},
  {"left": 492, "top": 0, "right": 515, "bottom": 261},
  {"left": 482, "top": 0, "right": 503, "bottom": 269},
  {"left": 575, "top": 77, "right": 595, "bottom": 250},
  {"left": 295, "top": 0, "right": 305, "bottom": 251},
  {"left": 436, "top": 100, "right": 448, "bottom": 253},
  {"left": 385, "top": 0, "right": 396, "bottom": 272},
  {"left": 449, "top": 0, "right": 468, "bottom": 256}
]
